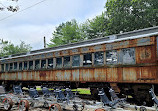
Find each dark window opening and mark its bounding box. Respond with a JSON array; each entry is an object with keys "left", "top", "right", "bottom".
[
  {"left": 19, "top": 62, "right": 22, "bottom": 70},
  {"left": 41, "top": 60, "right": 46, "bottom": 69},
  {"left": 29, "top": 61, "right": 33, "bottom": 70},
  {"left": 94, "top": 52, "right": 104, "bottom": 65},
  {"left": 35, "top": 60, "right": 40, "bottom": 69},
  {"left": 56, "top": 57, "right": 62, "bottom": 68},
  {"left": 83, "top": 53, "right": 92, "bottom": 66},
  {"left": 9, "top": 63, "right": 13, "bottom": 71},
  {"left": 24, "top": 61, "right": 27, "bottom": 70},
  {"left": 6, "top": 64, "right": 9, "bottom": 71},
  {"left": 64, "top": 56, "right": 70, "bottom": 68},
  {"left": 14, "top": 62, "right": 17, "bottom": 70},
  {"left": 72, "top": 55, "right": 80, "bottom": 67},
  {"left": 48, "top": 58, "right": 53, "bottom": 69},
  {"left": 1, "top": 64, "right": 4, "bottom": 72}
]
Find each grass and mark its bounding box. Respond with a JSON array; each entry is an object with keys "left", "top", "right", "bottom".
[{"left": 23, "top": 87, "right": 91, "bottom": 95}]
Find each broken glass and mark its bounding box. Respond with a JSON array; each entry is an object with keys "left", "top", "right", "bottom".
[
  {"left": 106, "top": 50, "right": 118, "bottom": 64},
  {"left": 83, "top": 53, "right": 92, "bottom": 66},
  {"left": 64, "top": 56, "right": 70, "bottom": 68},
  {"left": 72, "top": 55, "right": 80, "bottom": 67},
  {"left": 94, "top": 52, "right": 104, "bottom": 65},
  {"left": 56, "top": 57, "right": 62, "bottom": 68},
  {"left": 48, "top": 58, "right": 53, "bottom": 69}
]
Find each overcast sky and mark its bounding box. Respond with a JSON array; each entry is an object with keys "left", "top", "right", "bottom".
[{"left": 0, "top": 0, "right": 106, "bottom": 50}]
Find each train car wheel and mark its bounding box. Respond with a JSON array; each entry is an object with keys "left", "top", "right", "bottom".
[
  {"left": 95, "top": 108, "right": 106, "bottom": 111},
  {"left": 49, "top": 103, "right": 62, "bottom": 111},
  {"left": 3, "top": 97, "right": 13, "bottom": 110},
  {"left": 18, "top": 100, "right": 29, "bottom": 111}
]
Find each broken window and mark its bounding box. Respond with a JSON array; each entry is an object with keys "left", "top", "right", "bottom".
[
  {"left": 14, "top": 62, "right": 17, "bottom": 70},
  {"left": 56, "top": 57, "right": 62, "bottom": 68},
  {"left": 72, "top": 55, "right": 80, "bottom": 67},
  {"left": 106, "top": 50, "right": 118, "bottom": 64},
  {"left": 64, "top": 56, "right": 70, "bottom": 68},
  {"left": 83, "top": 53, "right": 92, "bottom": 66},
  {"left": 35, "top": 60, "right": 40, "bottom": 69},
  {"left": 48, "top": 58, "right": 53, "bottom": 69},
  {"left": 19, "top": 62, "right": 22, "bottom": 70},
  {"left": 41, "top": 59, "right": 46, "bottom": 69},
  {"left": 29, "top": 61, "right": 33, "bottom": 70},
  {"left": 1, "top": 64, "right": 4, "bottom": 72},
  {"left": 94, "top": 52, "right": 104, "bottom": 65},
  {"left": 6, "top": 64, "right": 9, "bottom": 71},
  {"left": 121, "top": 48, "right": 135, "bottom": 64},
  {"left": 24, "top": 61, "right": 27, "bottom": 70},
  {"left": 9, "top": 63, "right": 13, "bottom": 71}
]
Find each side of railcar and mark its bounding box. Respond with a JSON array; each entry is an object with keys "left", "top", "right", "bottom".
[{"left": 0, "top": 36, "right": 157, "bottom": 105}]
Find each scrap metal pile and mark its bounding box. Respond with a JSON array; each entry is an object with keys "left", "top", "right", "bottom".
[{"left": 0, "top": 85, "right": 157, "bottom": 111}]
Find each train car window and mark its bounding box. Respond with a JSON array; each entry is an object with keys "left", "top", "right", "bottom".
[
  {"left": 41, "top": 59, "right": 46, "bottom": 69},
  {"left": 56, "top": 57, "right": 62, "bottom": 68},
  {"left": 48, "top": 58, "right": 53, "bottom": 69},
  {"left": 1, "top": 64, "right": 4, "bottom": 72},
  {"left": 121, "top": 48, "right": 135, "bottom": 64},
  {"left": 24, "top": 61, "right": 27, "bottom": 70},
  {"left": 9, "top": 63, "right": 13, "bottom": 71},
  {"left": 72, "top": 55, "right": 80, "bottom": 67},
  {"left": 83, "top": 53, "right": 92, "bottom": 66},
  {"left": 106, "top": 50, "right": 118, "bottom": 64},
  {"left": 35, "top": 60, "right": 40, "bottom": 69},
  {"left": 19, "top": 62, "right": 22, "bottom": 70},
  {"left": 64, "top": 56, "right": 70, "bottom": 68},
  {"left": 14, "top": 62, "right": 17, "bottom": 70},
  {"left": 6, "top": 64, "right": 9, "bottom": 71},
  {"left": 94, "top": 52, "right": 104, "bottom": 65},
  {"left": 29, "top": 61, "right": 33, "bottom": 70}
]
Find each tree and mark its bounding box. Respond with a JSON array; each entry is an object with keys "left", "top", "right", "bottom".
[
  {"left": 0, "top": 39, "right": 32, "bottom": 57},
  {"left": 105, "top": 0, "right": 158, "bottom": 35},
  {"left": 0, "top": 0, "right": 19, "bottom": 12},
  {"left": 82, "top": 13, "right": 108, "bottom": 39},
  {"left": 48, "top": 19, "right": 85, "bottom": 47}
]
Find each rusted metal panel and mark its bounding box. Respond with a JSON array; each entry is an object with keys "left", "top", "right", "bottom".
[
  {"left": 107, "top": 68, "right": 118, "bottom": 81},
  {"left": 54, "top": 51, "right": 61, "bottom": 57},
  {"left": 119, "top": 48, "right": 136, "bottom": 64},
  {"left": 46, "top": 52, "right": 53, "bottom": 58},
  {"left": 70, "top": 48, "right": 80, "bottom": 55},
  {"left": 138, "top": 66, "right": 157, "bottom": 80},
  {"left": 81, "top": 47, "right": 91, "bottom": 53},
  {"left": 72, "top": 69, "right": 79, "bottom": 81},
  {"left": 54, "top": 70, "right": 63, "bottom": 81},
  {"left": 93, "top": 44, "right": 105, "bottom": 52},
  {"left": 80, "top": 69, "right": 94, "bottom": 81},
  {"left": 136, "top": 45, "right": 156, "bottom": 64},
  {"left": 64, "top": 70, "right": 71, "bottom": 81},
  {"left": 94, "top": 68, "right": 106, "bottom": 81},
  {"left": 123, "top": 67, "right": 137, "bottom": 81},
  {"left": 157, "top": 36, "right": 158, "bottom": 59},
  {"left": 61, "top": 50, "right": 70, "bottom": 56},
  {"left": 0, "top": 65, "right": 157, "bottom": 83}
]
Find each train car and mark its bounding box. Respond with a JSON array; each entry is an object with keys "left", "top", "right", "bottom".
[{"left": 0, "top": 26, "right": 158, "bottom": 105}]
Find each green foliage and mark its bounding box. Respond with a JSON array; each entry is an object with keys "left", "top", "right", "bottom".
[
  {"left": 105, "top": 0, "right": 158, "bottom": 35},
  {"left": 48, "top": 0, "right": 158, "bottom": 47},
  {"left": 83, "top": 13, "right": 108, "bottom": 39},
  {"left": 48, "top": 19, "right": 85, "bottom": 47},
  {"left": 0, "top": 39, "right": 32, "bottom": 57}
]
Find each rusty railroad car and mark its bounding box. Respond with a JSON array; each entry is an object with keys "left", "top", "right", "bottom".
[{"left": 0, "top": 26, "right": 158, "bottom": 104}]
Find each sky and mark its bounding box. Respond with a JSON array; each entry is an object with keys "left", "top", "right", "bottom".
[{"left": 0, "top": 0, "right": 106, "bottom": 50}]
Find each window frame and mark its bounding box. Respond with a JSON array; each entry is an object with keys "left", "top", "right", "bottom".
[
  {"left": 72, "top": 54, "right": 80, "bottom": 67},
  {"left": 94, "top": 51, "right": 104, "bottom": 66},
  {"left": 83, "top": 53, "right": 92, "bottom": 67}
]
